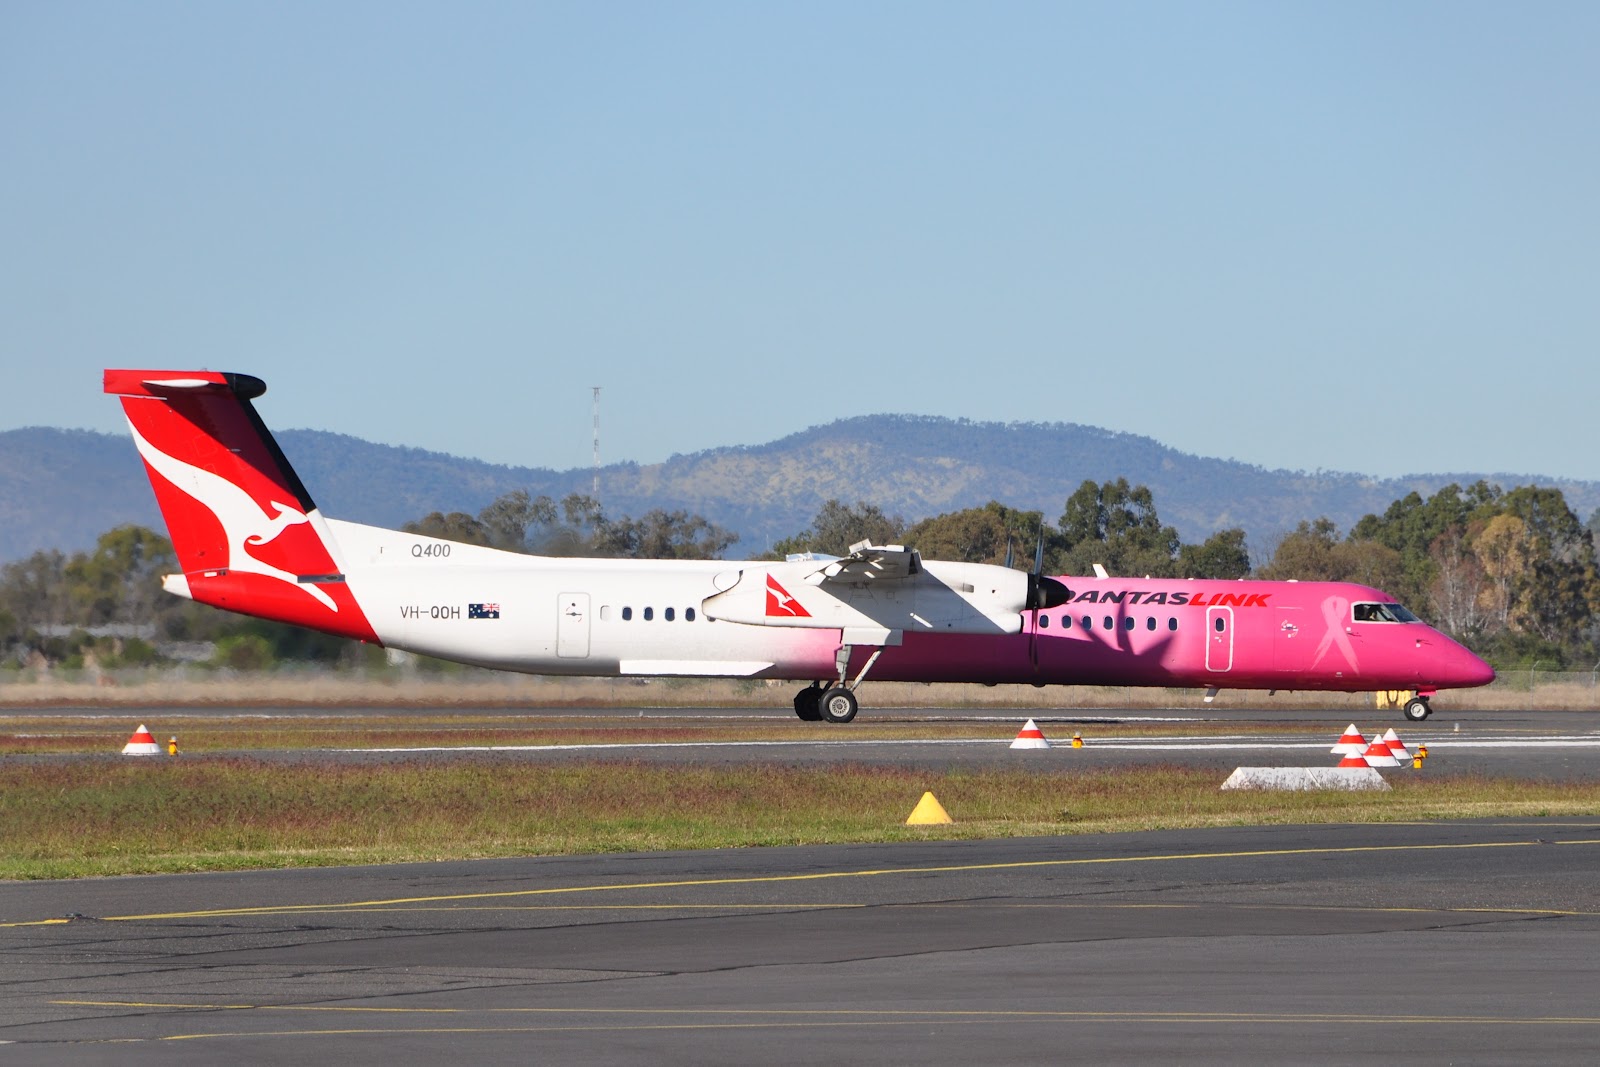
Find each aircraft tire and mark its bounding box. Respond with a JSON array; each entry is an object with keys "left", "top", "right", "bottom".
[
  {"left": 819, "top": 686, "right": 859, "bottom": 724},
  {"left": 793, "top": 686, "right": 824, "bottom": 721},
  {"left": 1403, "top": 696, "right": 1431, "bottom": 722}
]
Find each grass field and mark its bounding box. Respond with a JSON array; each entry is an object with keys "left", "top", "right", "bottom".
[
  {"left": 5, "top": 758, "right": 1600, "bottom": 881},
  {"left": 5, "top": 674, "right": 1597, "bottom": 882}
]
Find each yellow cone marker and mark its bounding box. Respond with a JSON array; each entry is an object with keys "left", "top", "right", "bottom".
[
  {"left": 906, "top": 791, "right": 953, "bottom": 825},
  {"left": 168, "top": 736, "right": 179, "bottom": 756},
  {"left": 1072, "top": 732, "right": 1083, "bottom": 749}
]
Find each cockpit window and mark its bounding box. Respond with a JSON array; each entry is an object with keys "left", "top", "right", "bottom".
[{"left": 1352, "top": 602, "right": 1419, "bottom": 623}]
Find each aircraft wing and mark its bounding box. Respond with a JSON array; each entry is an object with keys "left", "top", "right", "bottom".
[{"left": 798, "top": 541, "right": 920, "bottom": 584}]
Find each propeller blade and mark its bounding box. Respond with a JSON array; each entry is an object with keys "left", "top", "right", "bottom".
[{"left": 1024, "top": 523, "right": 1070, "bottom": 609}]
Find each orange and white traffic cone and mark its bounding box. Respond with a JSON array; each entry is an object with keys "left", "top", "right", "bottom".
[
  {"left": 121, "top": 724, "right": 160, "bottom": 756},
  {"left": 1381, "top": 728, "right": 1411, "bottom": 764},
  {"left": 1010, "top": 719, "right": 1050, "bottom": 750},
  {"left": 1362, "top": 740, "right": 1400, "bottom": 768},
  {"left": 1331, "top": 723, "right": 1368, "bottom": 756}
]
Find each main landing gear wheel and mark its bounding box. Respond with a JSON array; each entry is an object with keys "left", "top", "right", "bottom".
[
  {"left": 793, "top": 685, "right": 823, "bottom": 722},
  {"left": 819, "top": 686, "right": 859, "bottom": 724},
  {"left": 1403, "top": 696, "right": 1432, "bottom": 722}
]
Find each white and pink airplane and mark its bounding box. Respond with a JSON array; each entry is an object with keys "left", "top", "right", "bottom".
[{"left": 106, "top": 369, "right": 1495, "bottom": 723}]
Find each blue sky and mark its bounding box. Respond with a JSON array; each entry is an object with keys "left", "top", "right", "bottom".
[{"left": 4, "top": 2, "right": 1597, "bottom": 482}]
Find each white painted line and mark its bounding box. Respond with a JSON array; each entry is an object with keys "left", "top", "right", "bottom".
[
  {"left": 338, "top": 736, "right": 1600, "bottom": 755},
  {"left": 344, "top": 740, "right": 1012, "bottom": 753}
]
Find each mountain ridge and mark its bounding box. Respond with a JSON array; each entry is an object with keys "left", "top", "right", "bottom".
[{"left": 4, "top": 416, "right": 1595, "bottom": 563}]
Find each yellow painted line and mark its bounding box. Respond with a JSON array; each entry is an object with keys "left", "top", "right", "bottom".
[
  {"left": 153, "top": 901, "right": 1589, "bottom": 919},
  {"left": 69, "top": 837, "right": 1600, "bottom": 923},
  {"left": 45, "top": 1003, "right": 1600, "bottom": 1035},
  {"left": 902, "top": 901, "right": 1597, "bottom": 917}
]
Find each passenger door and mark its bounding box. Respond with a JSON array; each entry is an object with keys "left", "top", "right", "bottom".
[{"left": 557, "top": 592, "right": 590, "bottom": 658}]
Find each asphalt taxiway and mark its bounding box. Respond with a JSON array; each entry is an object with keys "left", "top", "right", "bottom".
[{"left": 5, "top": 820, "right": 1600, "bottom": 1064}]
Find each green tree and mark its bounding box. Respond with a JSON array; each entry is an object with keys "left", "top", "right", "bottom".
[
  {"left": 0, "top": 550, "right": 72, "bottom": 653},
  {"left": 592, "top": 509, "right": 739, "bottom": 560},
  {"left": 1058, "top": 479, "right": 1180, "bottom": 577},
  {"left": 62, "top": 525, "right": 176, "bottom": 626},
  {"left": 1176, "top": 528, "right": 1251, "bottom": 579},
  {"left": 1256, "top": 519, "right": 1360, "bottom": 582},
  {"left": 476, "top": 489, "right": 558, "bottom": 551},
  {"left": 902, "top": 502, "right": 1045, "bottom": 567},
  {"left": 1495, "top": 487, "right": 1600, "bottom": 646},
  {"left": 212, "top": 633, "right": 275, "bottom": 670},
  {"left": 402, "top": 511, "right": 492, "bottom": 546},
  {"left": 1428, "top": 525, "right": 1488, "bottom": 639},
  {"left": 769, "top": 500, "right": 906, "bottom": 558},
  {"left": 406, "top": 491, "right": 737, "bottom": 560},
  {"left": 1257, "top": 520, "right": 1403, "bottom": 590}
]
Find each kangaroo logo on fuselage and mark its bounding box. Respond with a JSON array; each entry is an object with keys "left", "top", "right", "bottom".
[{"left": 127, "top": 420, "right": 338, "bottom": 612}]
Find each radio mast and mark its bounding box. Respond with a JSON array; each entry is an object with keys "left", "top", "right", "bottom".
[{"left": 591, "top": 386, "right": 601, "bottom": 498}]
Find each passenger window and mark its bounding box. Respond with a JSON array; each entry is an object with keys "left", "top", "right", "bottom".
[
  {"left": 1040, "top": 615, "right": 1050, "bottom": 629},
  {"left": 686, "top": 607, "right": 696, "bottom": 622},
  {"left": 1168, "top": 617, "right": 1177, "bottom": 631},
  {"left": 665, "top": 607, "right": 675, "bottom": 621},
  {"left": 1123, "top": 617, "right": 1134, "bottom": 631},
  {"left": 599, "top": 605, "right": 611, "bottom": 621},
  {"left": 644, "top": 607, "right": 654, "bottom": 621},
  {"left": 1103, "top": 616, "right": 1113, "bottom": 630},
  {"left": 1146, "top": 617, "right": 1156, "bottom": 631},
  {"left": 1082, "top": 615, "right": 1092, "bottom": 630},
  {"left": 1063, "top": 615, "right": 1072, "bottom": 628},
  {"left": 622, "top": 606, "right": 633, "bottom": 621}
]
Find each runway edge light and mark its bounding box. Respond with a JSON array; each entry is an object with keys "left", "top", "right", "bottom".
[{"left": 906, "top": 792, "right": 953, "bottom": 825}]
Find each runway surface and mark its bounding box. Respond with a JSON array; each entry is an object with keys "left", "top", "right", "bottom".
[
  {"left": 6, "top": 820, "right": 1600, "bottom": 1064},
  {"left": 7, "top": 703, "right": 1600, "bottom": 1062},
  {"left": 21, "top": 702, "right": 1600, "bottom": 779}
]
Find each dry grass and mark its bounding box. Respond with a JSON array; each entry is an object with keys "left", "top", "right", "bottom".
[{"left": 3, "top": 758, "right": 1599, "bottom": 881}]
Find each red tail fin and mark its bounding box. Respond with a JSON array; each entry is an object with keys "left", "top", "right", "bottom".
[{"left": 104, "top": 370, "right": 377, "bottom": 642}]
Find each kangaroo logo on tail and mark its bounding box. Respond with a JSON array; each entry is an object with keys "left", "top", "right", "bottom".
[{"left": 126, "top": 420, "right": 338, "bottom": 612}]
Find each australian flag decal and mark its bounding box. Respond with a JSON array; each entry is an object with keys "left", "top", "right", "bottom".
[{"left": 468, "top": 603, "right": 500, "bottom": 620}]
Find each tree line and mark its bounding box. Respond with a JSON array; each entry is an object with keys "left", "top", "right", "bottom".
[{"left": 5, "top": 481, "right": 1597, "bottom": 671}]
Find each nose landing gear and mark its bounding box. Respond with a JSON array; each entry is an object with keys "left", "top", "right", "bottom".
[{"left": 1403, "top": 695, "right": 1432, "bottom": 721}]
